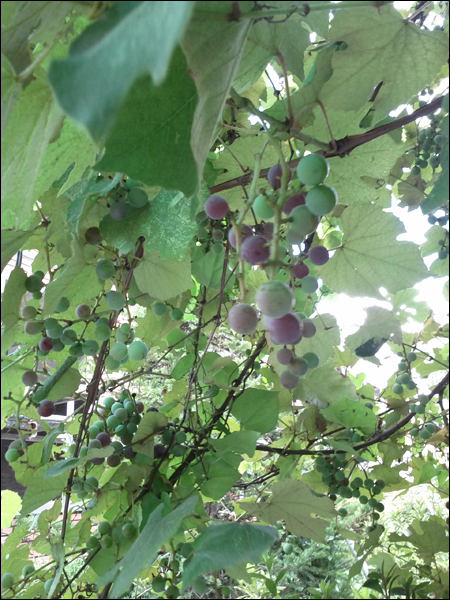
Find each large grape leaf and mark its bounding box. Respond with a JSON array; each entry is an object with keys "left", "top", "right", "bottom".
[
  {"left": 389, "top": 517, "right": 449, "bottom": 564},
  {"left": 320, "top": 5, "right": 449, "bottom": 121},
  {"left": 181, "top": 1, "right": 251, "bottom": 185},
  {"left": 320, "top": 398, "right": 378, "bottom": 435},
  {"left": 134, "top": 252, "right": 192, "bottom": 302},
  {"left": 320, "top": 205, "right": 428, "bottom": 299},
  {"left": 231, "top": 389, "right": 279, "bottom": 433},
  {"left": 47, "top": 1, "right": 194, "bottom": 142},
  {"left": 96, "top": 47, "right": 198, "bottom": 197},
  {"left": 241, "top": 479, "right": 336, "bottom": 543},
  {"left": 295, "top": 365, "right": 357, "bottom": 409},
  {"left": 346, "top": 306, "right": 402, "bottom": 354}
]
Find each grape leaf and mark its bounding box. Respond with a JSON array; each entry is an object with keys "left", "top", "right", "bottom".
[
  {"left": 231, "top": 389, "right": 279, "bottom": 433},
  {"left": 1, "top": 267, "right": 27, "bottom": 353},
  {"left": 296, "top": 365, "right": 357, "bottom": 409},
  {"left": 1, "top": 490, "right": 21, "bottom": 528},
  {"left": 1, "top": 53, "right": 20, "bottom": 136},
  {"left": 389, "top": 517, "right": 449, "bottom": 563},
  {"left": 320, "top": 398, "right": 378, "bottom": 435},
  {"left": 134, "top": 251, "right": 192, "bottom": 301},
  {"left": 346, "top": 306, "right": 402, "bottom": 354}
]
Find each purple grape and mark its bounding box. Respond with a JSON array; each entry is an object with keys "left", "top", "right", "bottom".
[
  {"left": 308, "top": 246, "right": 329, "bottom": 266},
  {"left": 123, "top": 446, "right": 136, "bottom": 460},
  {"left": 39, "top": 337, "right": 53, "bottom": 352},
  {"left": 302, "top": 320, "right": 316, "bottom": 338},
  {"left": 262, "top": 222, "right": 274, "bottom": 241},
  {"left": 85, "top": 227, "right": 102, "bottom": 245},
  {"left": 279, "top": 370, "right": 299, "bottom": 389},
  {"left": 228, "top": 224, "right": 253, "bottom": 249},
  {"left": 277, "top": 348, "right": 293, "bottom": 365},
  {"left": 283, "top": 194, "right": 305, "bottom": 215},
  {"left": 293, "top": 262, "right": 309, "bottom": 279},
  {"left": 228, "top": 304, "right": 258, "bottom": 335},
  {"left": 241, "top": 235, "right": 270, "bottom": 265},
  {"left": 204, "top": 195, "right": 229, "bottom": 220},
  {"left": 37, "top": 400, "right": 55, "bottom": 417},
  {"left": 96, "top": 432, "right": 111, "bottom": 447},
  {"left": 265, "top": 312, "right": 302, "bottom": 345},
  {"left": 267, "top": 164, "right": 292, "bottom": 189},
  {"left": 22, "top": 370, "right": 38, "bottom": 386},
  {"left": 288, "top": 357, "right": 308, "bottom": 376}
]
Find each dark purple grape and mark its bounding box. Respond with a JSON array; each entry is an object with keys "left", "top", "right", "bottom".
[
  {"left": 37, "top": 400, "right": 55, "bottom": 417},
  {"left": 107, "top": 454, "right": 121, "bottom": 467},
  {"left": 277, "top": 348, "right": 293, "bottom": 365},
  {"left": 228, "top": 224, "right": 253, "bottom": 249},
  {"left": 228, "top": 304, "right": 258, "bottom": 335},
  {"left": 123, "top": 446, "right": 136, "bottom": 460},
  {"left": 308, "top": 246, "right": 329, "bottom": 266},
  {"left": 96, "top": 432, "right": 111, "bottom": 447},
  {"left": 241, "top": 235, "right": 270, "bottom": 265},
  {"left": 267, "top": 164, "right": 291, "bottom": 189},
  {"left": 39, "top": 337, "right": 53, "bottom": 352},
  {"left": 85, "top": 227, "right": 102, "bottom": 245},
  {"left": 22, "top": 370, "right": 38, "bottom": 386},
  {"left": 265, "top": 312, "right": 302, "bottom": 345},
  {"left": 283, "top": 194, "right": 305, "bottom": 215},
  {"left": 110, "top": 203, "right": 127, "bottom": 221},
  {"left": 293, "top": 262, "right": 309, "bottom": 279},
  {"left": 204, "top": 195, "right": 229, "bottom": 220},
  {"left": 262, "top": 222, "right": 274, "bottom": 241},
  {"left": 136, "top": 401, "right": 144, "bottom": 413},
  {"left": 91, "top": 457, "right": 105, "bottom": 465},
  {"left": 302, "top": 320, "right": 317, "bottom": 338}
]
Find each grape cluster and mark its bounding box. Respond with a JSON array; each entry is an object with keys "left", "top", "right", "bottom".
[
  {"left": 412, "top": 96, "right": 446, "bottom": 176},
  {"left": 392, "top": 350, "right": 418, "bottom": 395},
  {"left": 108, "top": 180, "right": 149, "bottom": 221}
]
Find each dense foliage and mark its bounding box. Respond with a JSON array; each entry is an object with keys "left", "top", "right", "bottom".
[{"left": 1, "top": 1, "right": 449, "bottom": 599}]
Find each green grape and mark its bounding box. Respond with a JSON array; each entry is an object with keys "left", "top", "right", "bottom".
[
  {"left": 5, "top": 449, "right": 20, "bottom": 462},
  {"left": 32, "top": 291, "right": 43, "bottom": 300},
  {"left": 338, "top": 508, "right": 348, "bottom": 517},
  {"left": 88, "top": 425, "right": 101, "bottom": 438},
  {"left": 175, "top": 431, "right": 187, "bottom": 444},
  {"left": 211, "top": 242, "right": 223, "bottom": 255},
  {"left": 406, "top": 351, "right": 417, "bottom": 362},
  {"left": 253, "top": 194, "right": 274, "bottom": 219},
  {"left": 172, "top": 444, "right": 186, "bottom": 456},
  {"left": 55, "top": 296, "right": 70, "bottom": 313},
  {"left": 364, "top": 401, "right": 374, "bottom": 409},
  {"left": 398, "top": 361, "right": 407, "bottom": 371},
  {"left": 110, "top": 342, "right": 128, "bottom": 361},
  {"left": 152, "top": 576, "right": 166, "bottom": 593},
  {"left": 82, "top": 339, "right": 99, "bottom": 356},
  {"left": 376, "top": 502, "right": 384, "bottom": 512},
  {"left": 368, "top": 498, "right": 378, "bottom": 508},
  {"left": 96, "top": 259, "right": 115, "bottom": 280},
  {"left": 289, "top": 205, "right": 320, "bottom": 237},
  {"left": 86, "top": 535, "right": 99, "bottom": 549},
  {"left": 103, "top": 397, "right": 115, "bottom": 409},
  {"left": 392, "top": 384, "right": 403, "bottom": 395},
  {"left": 69, "top": 343, "right": 84, "bottom": 357},
  {"left": 105, "top": 355, "right": 120, "bottom": 370},
  {"left": 24, "top": 320, "right": 43, "bottom": 335},
  {"left": 305, "top": 185, "right": 338, "bottom": 216},
  {"left": 95, "top": 324, "right": 112, "bottom": 341},
  {"left": 303, "top": 352, "right": 319, "bottom": 369},
  {"left": 411, "top": 166, "right": 421, "bottom": 176},
  {"left": 25, "top": 275, "right": 43, "bottom": 293},
  {"left": 60, "top": 329, "right": 78, "bottom": 345},
  {"left": 338, "top": 486, "right": 352, "bottom": 498},
  {"left": 364, "top": 478, "right": 374, "bottom": 489},
  {"left": 406, "top": 380, "right": 417, "bottom": 390},
  {"left": 88, "top": 440, "right": 102, "bottom": 449},
  {"left": 98, "top": 521, "right": 111, "bottom": 536},
  {"left": 114, "top": 408, "right": 127, "bottom": 422},
  {"left": 335, "top": 470, "right": 346, "bottom": 482},
  {"left": 22, "top": 305, "right": 38, "bottom": 320},
  {"left": 415, "top": 403, "right": 425, "bottom": 414},
  {"left": 79, "top": 446, "right": 89, "bottom": 457},
  {"left": 170, "top": 308, "right": 183, "bottom": 321},
  {"left": 46, "top": 324, "right": 64, "bottom": 338},
  {"left": 297, "top": 153, "right": 329, "bottom": 186},
  {"left": 397, "top": 373, "right": 411, "bottom": 385},
  {"left": 429, "top": 154, "right": 440, "bottom": 168},
  {"left": 283, "top": 542, "right": 294, "bottom": 554},
  {"left": 375, "top": 480, "right": 385, "bottom": 489},
  {"left": 128, "top": 340, "right": 148, "bottom": 361},
  {"left": 101, "top": 535, "right": 113, "bottom": 549},
  {"left": 44, "top": 578, "right": 54, "bottom": 593},
  {"left": 359, "top": 495, "right": 368, "bottom": 505},
  {"left": 372, "top": 486, "right": 382, "bottom": 496},
  {"left": 122, "top": 523, "right": 136, "bottom": 538},
  {"left": 127, "top": 187, "right": 148, "bottom": 208},
  {"left": 300, "top": 275, "right": 319, "bottom": 294},
  {"left": 153, "top": 302, "right": 167, "bottom": 317},
  {"left": 84, "top": 476, "right": 99, "bottom": 490},
  {"left": 410, "top": 428, "right": 420, "bottom": 438},
  {"left": 419, "top": 429, "right": 432, "bottom": 440},
  {"left": 22, "top": 564, "right": 35, "bottom": 578},
  {"left": 105, "top": 291, "right": 126, "bottom": 311}
]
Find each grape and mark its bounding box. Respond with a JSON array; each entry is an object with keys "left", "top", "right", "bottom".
[
  {"left": 277, "top": 347, "right": 293, "bottom": 365},
  {"left": 212, "top": 229, "right": 224, "bottom": 242},
  {"left": 85, "top": 226, "right": 102, "bottom": 245},
  {"left": 110, "top": 342, "right": 128, "bottom": 361},
  {"left": 1, "top": 573, "right": 14, "bottom": 589},
  {"left": 303, "top": 352, "right": 319, "bottom": 369},
  {"left": 110, "top": 202, "right": 128, "bottom": 220},
  {"left": 39, "top": 337, "right": 53, "bottom": 352},
  {"left": 392, "top": 384, "right": 403, "bottom": 395},
  {"left": 103, "top": 397, "right": 115, "bottom": 410},
  {"left": 397, "top": 373, "right": 410, "bottom": 385},
  {"left": 152, "top": 576, "right": 166, "bottom": 593},
  {"left": 308, "top": 245, "right": 329, "bottom": 266},
  {"left": 228, "top": 303, "right": 258, "bottom": 335},
  {"left": 84, "top": 476, "right": 99, "bottom": 490},
  {"left": 290, "top": 205, "right": 320, "bottom": 236},
  {"left": 32, "top": 291, "right": 42, "bottom": 299},
  {"left": 46, "top": 323, "right": 63, "bottom": 338},
  {"left": 8, "top": 439, "right": 23, "bottom": 453},
  {"left": 204, "top": 195, "right": 229, "bottom": 219},
  {"left": 267, "top": 163, "right": 291, "bottom": 189},
  {"left": 429, "top": 154, "right": 440, "bottom": 168},
  {"left": 170, "top": 308, "right": 183, "bottom": 321},
  {"left": 25, "top": 275, "right": 43, "bottom": 293},
  {"left": 121, "top": 522, "right": 136, "bottom": 539},
  {"left": 302, "top": 320, "right": 316, "bottom": 338},
  {"left": 24, "top": 320, "right": 42, "bottom": 335},
  {"left": 288, "top": 357, "right": 308, "bottom": 376},
  {"left": 69, "top": 343, "right": 84, "bottom": 357},
  {"left": 105, "top": 291, "right": 125, "bottom": 311},
  {"left": 306, "top": 185, "right": 337, "bottom": 216},
  {"left": 211, "top": 242, "right": 223, "bottom": 255},
  {"left": 55, "top": 296, "right": 70, "bottom": 313},
  {"left": 86, "top": 535, "right": 100, "bottom": 550},
  {"left": 419, "top": 429, "right": 431, "bottom": 440},
  {"left": 153, "top": 302, "right": 167, "bottom": 317},
  {"left": 96, "top": 259, "right": 115, "bottom": 280},
  {"left": 415, "top": 403, "right": 425, "bottom": 414},
  {"left": 128, "top": 187, "right": 148, "bottom": 208},
  {"left": 5, "top": 449, "right": 19, "bottom": 462},
  {"left": 128, "top": 340, "right": 148, "bottom": 361},
  {"left": 364, "top": 400, "right": 374, "bottom": 409},
  {"left": 266, "top": 312, "right": 302, "bottom": 345},
  {"left": 434, "top": 134, "right": 444, "bottom": 146},
  {"left": 96, "top": 432, "right": 111, "bottom": 447},
  {"left": 255, "top": 281, "right": 293, "bottom": 318},
  {"left": 105, "top": 355, "right": 120, "bottom": 370},
  {"left": 297, "top": 153, "right": 329, "bottom": 186},
  {"left": 406, "top": 351, "right": 417, "bottom": 362},
  {"left": 253, "top": 194, "right": 274, "bottom": 219},
  {"left": 293, "top": 262, "right": 309, "bottom": 279},
  {"left": 228, "top": 224, "right": 252, "bottom": 249},
  {"left": 411, "top": 166, "right": 421, "bottom": 176},
  {"left": 398, "top": 361, "right": 407, "bottom": 371},
  {"left": 95, "top": 324, "right": 112, "bottom": 341},
  {"left": 22, "top": 370, "right": 38, "bottom": 386},
  {"left": 351, "top": 477, "right": 363, "bottom": 488},
  {"left": 82, "top": 339, "right": 99, "bottom": 356},
  {"left": 22, "top": 564, "right": 35, "bottom": 578},
  {"left": 279, "top": 370, "right": 299, "bottom": 389},
  {"left": 37, "top": 399, "right": 55, "bottom": 417},
  {"left": 283, "top": 194, "right": 305, "bottom": 215},
  {"left": 438, "top": 250, "right": 447, "bottom": 260},
  {"left": 107, "top": 454, "right": 121, "bottom": 467},
  {"left": 241, "top": 235, "right": 270, "bottom": 265},
  {"left": 300, "top": 276, "right": 318, "bottom": 294},
  {"left": 262, "top": 222, "right": 274, "bottom": 241},
  {"left": 418, "top": 394, "right": 428, "bottom": 405},
  {"left": 22, "top": 305, "right": 37, "bottom": 320},
  {"left": 75, "top": 304, "right": 91, "bottom": 319}
]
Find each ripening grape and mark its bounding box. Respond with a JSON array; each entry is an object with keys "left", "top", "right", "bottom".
[
  {"left": 96, "top": 432, "right": 111, "bottom": 447},
  {"left": 96, "top": 259, "right": 115, "bottom": 280},
  {"left": 303, "top": 352, "right": 319, "bottom": 369},
  {"left": 22, "top": 370, "right": 38, "bottom": 386},
  {"left": 127, "top": 187, "right": 148, "bottom": 208},
  {"left": 204, "top": 195, "right": 229, "bottom": 220},
  {"left": 75, "top": 304, "right": 91, "bottom": 319},
  {"left": 110, "top": 342, "right": 128, "bottom": 361},
  {"left": 107, "top": 454, "right": 121, "bottom": 467},
  {"left": 241, "top": 235, "right": 270, "bottom": 265},
  {"left": 288, "top": 357, "right": 308, "bottom": 376},
  {"left": 267, "top": 163, "right": 291, "bottom": 189},
  {"left": 283, "top": 194, "right": 305, "bottom": 215},
  {"left": 212, "top": 229, "right": 224, "bottom": 242},
  {"left": 85, "top": 226, "right": 102, "bottom": 245},
  {"left": 305, "top": 185, "right": 338, "bottom": 216},
  {"left": 277, "top": 347, "right": 293, "bottom": 365},
  {"left": 253, "top": 194, "right": 274, "bottom": 219},
  {"left": 128, "top": 340, "right": 148, "bottom": 361},
  {"left": 37, "top": 400, "right": 55, "bottom": 417},
  {"left": 39, "top": 337, "right": 53, "bottom": 352},
  {"left": 84, "top": 476, "right": 99, "bottom": 491},
  {"left": 110, "top": 202, "right": 128, "bottom": 220},
  {"left": 297, "top": 154, "right": 329, "bottom": 186},
  {"left": 279, "top": 370, "right": 299, "bottom": 389},
  {"left": 60, "top": 329, "right": 77, "bottom": 345},
  {"left": 95, "top": 324, "right": 112, "bottom": 341},
  {"left": 105, "top": 291, "right": 126, "bottom": 311},
  {"left": 266, "top": 312, "right": 302, "bottom": 345},
  {"left": 255, "top": 281, "right": 293, "bottom": 318},
  {"left": 308, "top": 245, "right": 329, "bottom": 266},
  {"left": 228, "top": 224, "right": 252, "bottom": 249},
  {"left": 262, "top": 222, "right": 274, "bottom": 241},
  {"left": 228, "top": 304, "right": 258, "bottom": 335},
  {"left": 52, "top": 338, "right": 65, "bottom": 352},
  {"left": 21, "top": 305, "right": 37, "bottom": 320},
  {"left": 25, "top": 275, "right": 43, "bottom": 293},
  {"left": 153, "top": 302, "right": 167, "bottom": 317},
  {"left": 289, "top": 205, "right": 320, "bottom": 236},
  {"left": 293, "top": 262, "right": 309, "bottom": 279},
  {"left": 24, "top": 320, "right": 42, "bottom": 335},
  {"left": 55, "top": 296, "right": 70, "bottom": 313},
  {"left": 170, "top": 308, "right": 183, "bottom": 321},
  {"left": 82, "top": 339, "right": 99, "bottom": 356},
  {"left": 301, "top": 320, "right": 316, "bottom": 338},
  {"left": 300, "top": 276, "right": 318, "bottom": 294},
  {"left": 286, "top": 228, "right": 304, "bottom": 246}
]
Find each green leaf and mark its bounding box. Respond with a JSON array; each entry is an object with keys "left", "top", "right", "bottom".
[
  {"left": 231, "top": 389, "right": 279, "bottom": 433},
  {"left": 321, "top": 398, "right": 378, "bottom": 435},
  {"left": 171, "top": 354, "right": 195, "bottom": 380},
  {"left": 47, "top": 367, "right": 81, "bottom": 404},
  {"left": 134, "top": 251, "right": 192, "bottom": 302},
  {"left": 346, "top": 306, "right": 402, "bottom": 355},
  {"left": 295, "top": 365, "right": 357, "bottom": 409},
  {"left": 41, "top": 423, "right": 65, "bottom": 466},
  {"left": 66, "top": 172, "right": 122, "bottom": 230},
  {"left": 1, "top": 228, "right": 39, "bottom": 273},
  {"left": 97, "top": 496, "right": 198, "bottom": 598},
  {"left": 1, "top": 71, "right": 62, "bottom": 229},
  {"left": 181, "top": 2, "right": 251, "bottom": 184},
  {"left": 420, "top": 140, "right": 449, "bottom": 215},
  {"left": 320, "top": 205, "right": 428, "bottom": 299},
  {"left": 191, "top": 250, "right": 224, "bottom": 288},
  {"left": 241, "top": 479, "right": 336, "bottom": 543},
  {"left": 198, "top": 453, "right": 240, "bottom": 501},
  {"left": 210, "top": 431, "right": 260, "bottom": 458},
  {"left": 182, "top": 521, "right": 278, "bottom": 589},
  {"left": 388, "top": 289, "right": 429, "bottom": 325},
  {"left": 44, "top": 457, "right": 80, "bottom": 479},
  {"left": 1, "top": 490, "right": 21, "bottom": 528},
  {"left": 389, "top": 517, "right": 449, "bottom": 563},
  {"left": 1, "top": 266, "right": 27, "bottom": 353},
  {"left": 295, "top": 313, "right": 340, "bottom": 366},
  {"left": 1, "top": 53, "right": 20, "bottom": 136},
  {"left": 132, "top": 412, "right": 168, "bottom": 458},
  {"left": 47, "top": 1, "right": 194, "bottom": 142},
  {"left": 21, "top": 465, "right": 68, "bottom": 516}
]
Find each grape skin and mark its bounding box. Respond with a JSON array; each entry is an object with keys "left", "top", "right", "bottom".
[
  {"left": 128, "top": 340, "right": 148, "bottom": 361},
  {"left": 96, "top": 260, "right": 115, "bottom": 280},
  {"left": 85, "top": 227, "right": 102, "bottom": 245},
  {"left": 38, "top": 400, "right": 55, "bottom": 417},
  {"left": 283, "top": 194, "right": 305, "bottom": 215},
  {"left": 308, "top": 245, "right": 329, "bottom": 266},
  {"left": 22, "top": 370, "right": 38, "bottom": 386},
  {"left": 277, "top": 347, "right": 293, "bottom": 365},
  {"left": 305, "top": 185, "right": 337, "bottom": 216},
  {"left": 24, "top": 320, "right": 42, "bottom": 335},
  {"left": 293, "top": 262, "right": 309, "bottom": 279},
  {"left": 75, "top": 304, "right": 91, "bottom": 318},
  {"left": 228, "top": 224, "right": 252, "bottom": 249},
  {"left": 105, "top": 291, "right": 126, "bottom": 310},
  {"left": 228, "top": 304, "right": 258, "bottom": 335},
  {"left": 127, "top": 187, "right": 148, "bottom": 208},
  {"left": 265, "top": 312, "right": 302, "bottom": 345},
  {"left": 204, "top": 195, "right": 229, "bottom": 220},
  {"left": 289, "top": 206, "right": 320, "bottom": 237},
  {"left": 22, "top": 306, "right": 37, "bottom": 320},
  {"left": 288, "top": 357, "right": 308, "bottom": 376},
  {"left": 302, "top": 320, "right": 316, "bottom": 338},
  {"left": 255, "top": 281, "right": 293, "bottom": 318},
  {"left": 241, "top": 235, "right": 270, "bottom": 265},
  {"left": 267, "top": 164, "right": 291, "bottom": 189},
  {"left": 280, "top": 370, "right": 299, "bottom": 389},
  {"left": 296, "top": 154, "right": 329, "bottom": 186}
]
